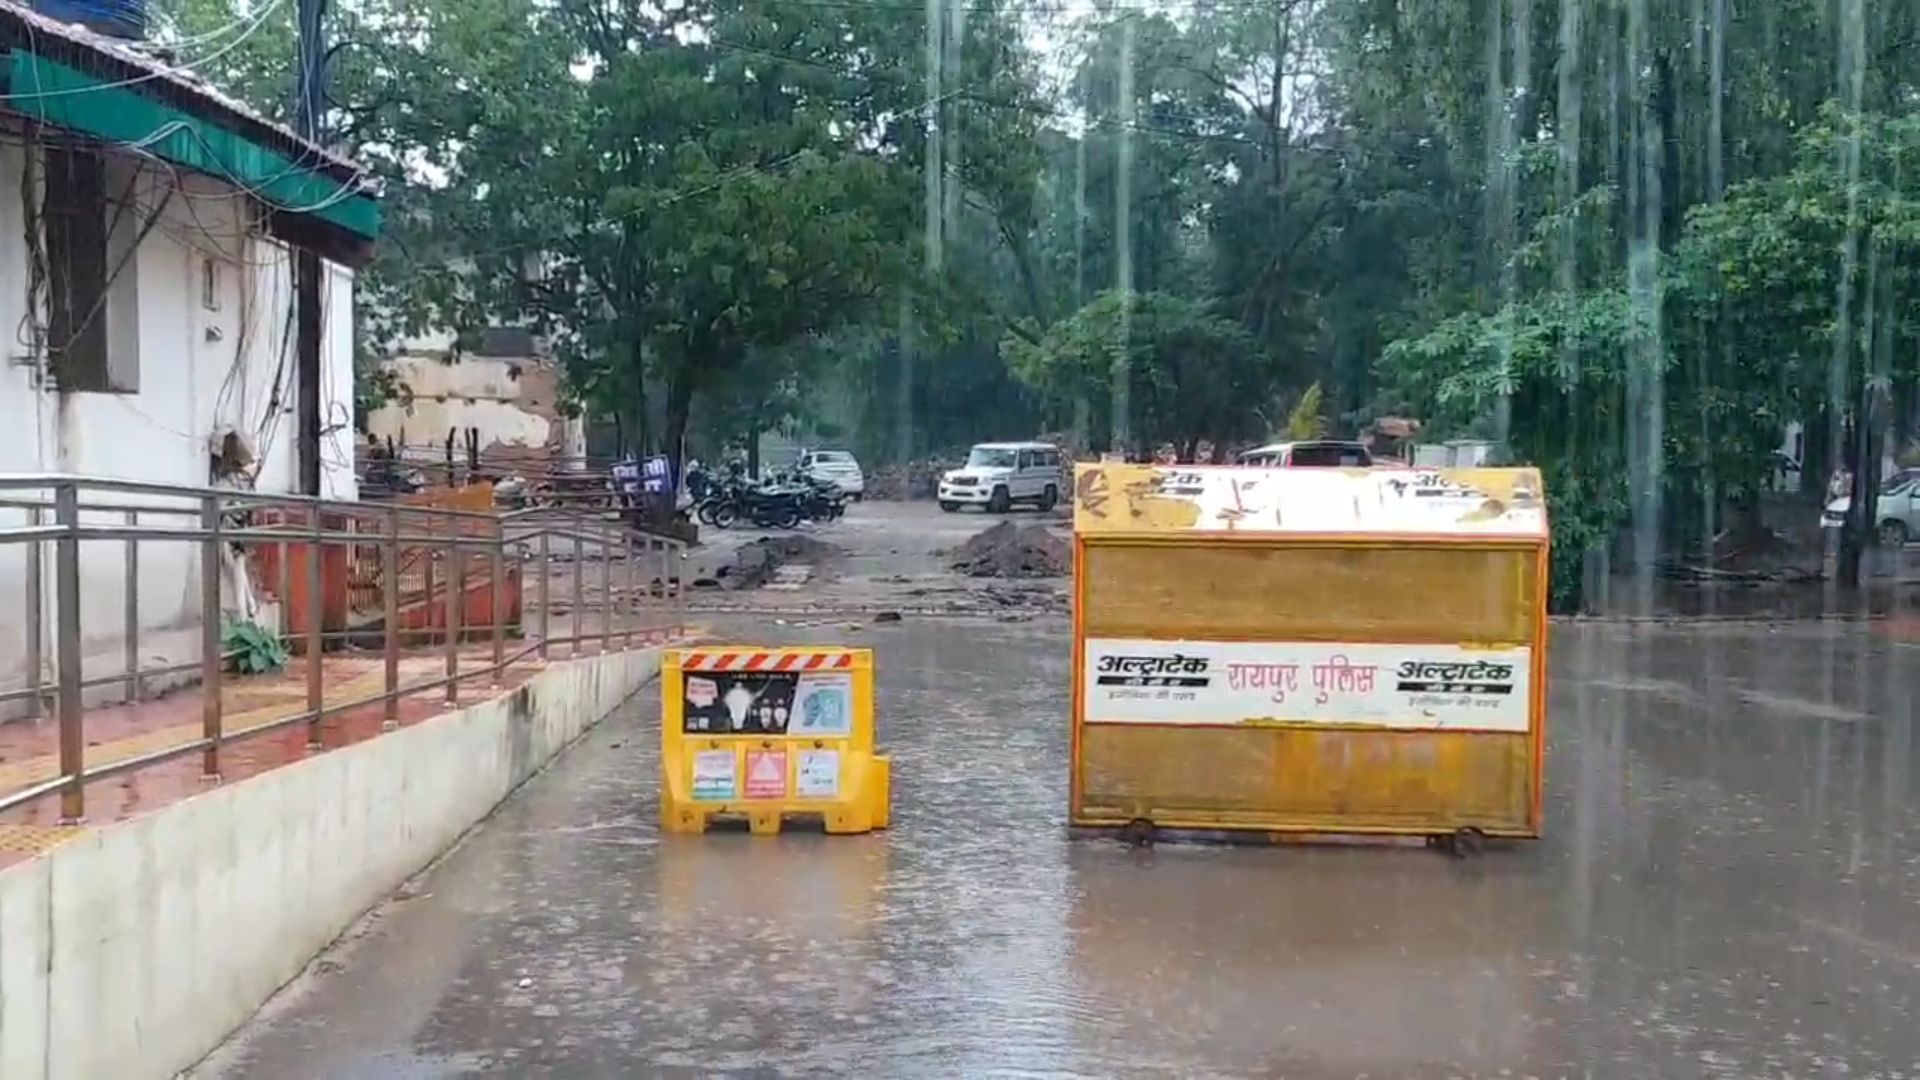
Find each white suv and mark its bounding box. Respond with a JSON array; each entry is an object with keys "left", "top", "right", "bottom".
[
  {"left": 938, "top": 441, "right": 1064, "bottom": 513},
  {"left": 798, "top": 450, "right": 865, "bottom": 499}
]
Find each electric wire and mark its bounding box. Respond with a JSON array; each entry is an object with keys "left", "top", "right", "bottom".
[{"left": 0, "top": 0, "right": 290, "bottom": 101}]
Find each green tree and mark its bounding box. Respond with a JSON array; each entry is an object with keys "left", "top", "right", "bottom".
[{"left": 1003, "top": 290, "right": 1273, "bottom": 460}]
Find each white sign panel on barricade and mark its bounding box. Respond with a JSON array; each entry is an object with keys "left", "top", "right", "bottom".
[
  {"left": 691, "top": 750, "right": 738, "bottom": 800},
  {"left": 1127, "top": 467, "right": 1547, "bottom": 537},
  {"left": 796, "top": 749, "right": 841, "bottom": 798},
  {"left": 1082, "top": 638, "right": 1532, "bottom": 732}
]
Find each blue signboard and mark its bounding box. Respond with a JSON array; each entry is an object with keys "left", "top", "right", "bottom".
[{"left": 641, "top": 454, "right": 672, "bottom": 494}]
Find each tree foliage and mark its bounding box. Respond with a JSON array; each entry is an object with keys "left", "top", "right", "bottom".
[
  {"left": 1004, "top": 290, "right": 1270, "bottom": 460},
  {"left": 168, "top": 0, "right": 1920, "bottom": 599}
]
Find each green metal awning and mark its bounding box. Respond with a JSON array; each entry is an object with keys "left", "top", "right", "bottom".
[{"left": 3, "top": 53, "right": 382, "bottom": 242}]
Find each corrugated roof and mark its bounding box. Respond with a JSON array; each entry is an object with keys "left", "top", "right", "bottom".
[{"left": 0, "top": 0, "right": 367, "bottom": 180}]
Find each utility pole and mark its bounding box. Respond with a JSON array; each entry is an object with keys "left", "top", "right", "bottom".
[
  {"left": 293, "top": 0, "right": 327, "bottom": 496},
  {"left": 1112, "top": 8, "right": 1135, "bottom": 456}
]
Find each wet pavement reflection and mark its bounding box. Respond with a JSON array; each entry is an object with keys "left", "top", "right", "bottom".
[{"left": 197, "top": 618, "right": 1920, "bottom": 1078}]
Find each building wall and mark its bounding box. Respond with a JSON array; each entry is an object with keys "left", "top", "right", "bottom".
[
  {"left": 0, "top": 147, "right": 358, "bottom": 691},
  {"left": 364, "top": 350, "right": 584, "bottom": 473}
]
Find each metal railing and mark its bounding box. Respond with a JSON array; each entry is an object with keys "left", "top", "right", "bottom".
[{"left": 0, "top": 474, "right": 688, "bottom": 824}]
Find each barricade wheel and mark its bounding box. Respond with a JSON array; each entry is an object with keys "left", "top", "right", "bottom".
[
  {"left": 1121, "top": 818, "right": 1156, "bottom": 849},
  {"left": 1450, "top": 827, "right": 1485, "bottom": 859}
]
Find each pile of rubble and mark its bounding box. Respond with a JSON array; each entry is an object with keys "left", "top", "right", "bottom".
[
  {"left": 865, "top": 461, "right": 954, "bottom": 501},
  {"left": 974, "top": 581, "right": 1068, "bottom": 617},
  {"left": 863, "top": 467, "right": 911, "bottom": 500},
  {"left": 947, "top": 521, "right": 1071, "bottom": 578},
  {"left": 882, "top": 579, "right": 1066, "bottom": 618},
  {"left": 700, "top": 534, "right": 838, "bottom": 590}
]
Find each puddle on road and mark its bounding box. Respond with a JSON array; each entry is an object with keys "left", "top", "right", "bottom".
[{"left": 200, "top": 619, "right": 1920, "bottom": 1079}]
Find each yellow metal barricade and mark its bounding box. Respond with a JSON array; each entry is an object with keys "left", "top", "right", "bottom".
[
  {"left": 661, "top": 646, "right": 892, "bottom": 835},
  {"left": 1069, "top": 463, "right": 1550, "bottom": 850}
]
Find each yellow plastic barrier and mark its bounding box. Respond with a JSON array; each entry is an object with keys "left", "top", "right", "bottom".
[{"left": 660, "top": 646, "right": 892, "bottom": 835}]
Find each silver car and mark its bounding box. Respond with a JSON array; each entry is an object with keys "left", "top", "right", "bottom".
[
  {"left": 798, "top": 449, "right": 866, "bottom": 499},
  {"left": 1821, "top": 468, "right": 1920, "bottom": 544}
]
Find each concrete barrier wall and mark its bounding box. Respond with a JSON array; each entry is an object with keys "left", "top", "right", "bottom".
[{"left": 0, "top": 646, "right": 664, "bottom": 1080}]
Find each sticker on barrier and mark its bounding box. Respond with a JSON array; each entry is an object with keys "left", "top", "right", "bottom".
[
  {"left": 792, "top": 674, "right": 853, "bottom": 737},
  {"left": 797, "top": 749, "right": 841, "bottom": 798},
  {"left": 746, "top": 749, "right": 789, "bottom": 799},
  {"left": 662, "top": 647, "right": 891, "bottom": 836},
  {"left": 691, "top": 750, "right": 736, "bottom": 801},
  {"left": 680, "top": 665, "right": 856, "bottom": 736}
]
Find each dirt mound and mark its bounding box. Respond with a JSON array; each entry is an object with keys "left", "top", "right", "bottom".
[
  {"left": 866, "top": 461, "right": 951, "bottom": 500},
  {"left": 948, "top": 521, "right": 1070, "bottom": 578},
  {"left": 719, "top": 534, "right": 838, "bottom": 589}
]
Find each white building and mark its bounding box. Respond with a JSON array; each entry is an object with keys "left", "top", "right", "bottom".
[
  {"left": 0, "top": 167, "right": 361, "bottom": 493},
  {"left": 0, "top": 0, "right": 381, "bottom": 703}
]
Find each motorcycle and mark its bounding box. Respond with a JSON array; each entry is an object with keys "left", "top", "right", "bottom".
[
  {"left": 793, "top": 474, "right": 848, "bottom": 522},
  {"left": 698, "top": 477, "right": 805, "bottom": 530},
  {"left": 770, "top": 467, "right": 851, "bottom": 523},
  {"left": 693, "top": 475, "right": 741, "bottom": 527}
]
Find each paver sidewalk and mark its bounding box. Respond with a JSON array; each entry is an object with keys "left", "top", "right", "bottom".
[
  {"left": 0, "top": 663, "right": 391, "bottom": 793},
  {"left": 0, "top": 627, "right": 696, "bottom": 869},
  {"left": 0, "top": 654, "right": 436, "bottom": 869},
  {"left": 0, "top": 659, "right": 384, "bottom": 866}
]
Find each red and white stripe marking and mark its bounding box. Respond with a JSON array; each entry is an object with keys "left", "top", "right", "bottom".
[{"left": 682, "top": 651, "right": 855, "bottom": 672}]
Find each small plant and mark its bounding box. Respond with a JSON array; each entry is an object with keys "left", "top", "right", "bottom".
[
  {"left": 221, "top": 619, "right": 290, "bottom": 676},
  {"left": 1285, "top": 382, "right": 1327, "bottom": 440}
]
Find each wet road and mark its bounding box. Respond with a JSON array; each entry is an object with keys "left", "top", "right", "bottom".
[{"left": 195, "top": 512, "right": 1920, "bottom": 1078}]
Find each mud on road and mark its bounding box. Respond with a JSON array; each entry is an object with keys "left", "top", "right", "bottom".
[{"left": 684, "top": 501, "right": 1072, "bottom": 620}]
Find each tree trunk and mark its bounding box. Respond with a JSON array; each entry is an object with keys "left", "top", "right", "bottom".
[
  {"left": 1892, "top": 374, "right": 1914, "bottom": 464},
  {"left": 630, "top": 351, "right": 651, "bottom": 457},
  {"left": 644, "top": 373, "right": 697, "bottom": 528},
  {"left": 1839, "top": 246, "right": 1896, "bottom": 590},
  {"left": 1838, "top": 475, "right": 1866, "bottom": 590},
  {"left": 1801, "top": 408, "right": 1831, "bottom": 501},
  {"left": 1838, "top": 410, "right": 1880, "bottom": 590}
]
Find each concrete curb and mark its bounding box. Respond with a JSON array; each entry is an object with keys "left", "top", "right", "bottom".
[{"left": 0, "top": 646, "right": 666, "bottom": 1080}]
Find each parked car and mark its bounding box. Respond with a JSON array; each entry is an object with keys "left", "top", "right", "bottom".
[
  {"left": 1235, "top": 439, "right": 1374, "bottom": 468},
  {"left": 798, "top": 449, "right": 866, "bottom": 500},
  {"left": 938, "top": 441, "right": 1064, "bottom": 513},
  {"left": 1821, "top": 467, "right": 1920, "bottom": 544}
]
